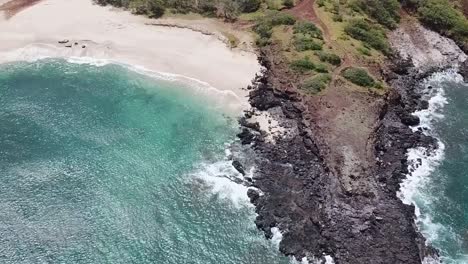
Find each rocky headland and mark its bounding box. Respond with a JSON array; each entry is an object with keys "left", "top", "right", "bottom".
[{"left": 235, "top": 16, "right": 468, "bottom": 264}]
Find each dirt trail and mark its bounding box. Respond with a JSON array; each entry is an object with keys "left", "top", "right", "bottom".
[
  {"left": 0, "top": 0, "right": 43, "bottom": 19},
  {"left": 288, "top": 0, "right": 331, "bottom": 42}
]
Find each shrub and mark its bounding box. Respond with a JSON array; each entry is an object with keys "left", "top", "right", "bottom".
[
  {"left": 315, "top": 51, "right": 341, "bottom": 65},
  {"left": 253, "top": 11, "right": 296, "bottom": 43},
  {"left": 352, "top": 0, "right": 400, "bottom": 29},
  {"left": 344, "top": 18, "right": 390, "bottom": 54},
  {"left": 254, "top": 23, "right": 273, "bottom": 38},
  {"left": 357, "top": 46, "right": 371, "bottom": 56},
  {"left": 315, "top": 63, "right": 329, "bottom": 73},
  {"left": 290, "top": 56, "right": 316, "bottom": 72},
  {"left": 237, "top": 0, "right": 262, "bottom": 13},
  {"left": 293, "top": 35, "right": 323, "bottom": 51},
  {"left": 283, "top": 0, "right": 295, "bottom": 8},
  {"left": 293, "top": 21, "right": 323, "bottom": 39},
  {"left": 300, "top": 74, "right": 332, "bottom": 94},
  {"left": 418, "top": 0, "right": 461, "bottom": 31},
  {"left": 342, "top": 67, "right": 375, "bottom": 87}
]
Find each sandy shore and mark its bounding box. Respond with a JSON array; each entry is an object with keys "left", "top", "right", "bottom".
[{"left": 0, "top": 0, "right": 261, "bottom": 113}]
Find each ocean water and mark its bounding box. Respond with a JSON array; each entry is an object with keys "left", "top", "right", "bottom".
[
  {"left": 0, "top": 59, "right": 291, "bottom": 264},
  {"left": 400, "top": 71, "right": 468, "bottom": 263}
]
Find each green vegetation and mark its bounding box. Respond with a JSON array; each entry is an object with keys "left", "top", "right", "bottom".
[
  {"left": 344, "top": 18, "right": 390, "bottom": 54},
  {"left": 315, "top": 63, "right": 329, "bottom": 73},
  {"left": 399, "top": 0, "right": 468, "bottom": 50},
  {"left": 254, "top": 11, "right": 296, "bottom": 46},
  {"left": 350, "top": 0, "right": 400, "bottom": 29},
  {"left": 357, "top": 46, "right": 371, "bottom": 56},
  {"left": 290, "top": 56, "right": 316, "bottom": 72},
  {"left": 342, "top": 67, "right": 375, "bottom": 87},
  {"left": 93, "top": 0, "right": 262, "bottom": 19},
  {"left": 293, "top": 35, "right": 323, "bottom": 51},
  {"left": 293, "top": 21, "right": 323, "bottom": 39},
  {"left": 300, "top": 74, "right": 332, "bottom": 94},
  {"left": 315, "top": 51, "right": 341, "bottom": 65}
]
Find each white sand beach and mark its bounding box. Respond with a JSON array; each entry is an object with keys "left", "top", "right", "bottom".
[{"left": 0, "top": 0, "right": 261, "bottom": 111}]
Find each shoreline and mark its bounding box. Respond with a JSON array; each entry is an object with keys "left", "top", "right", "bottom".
[
  {"left": 0, "top": 0, "right": 261, "bottom": 114},
  {"left": 234, "top": 19, "right": 468, "bottom": 264}
]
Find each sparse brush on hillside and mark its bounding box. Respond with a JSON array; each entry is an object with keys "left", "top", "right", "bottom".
[
  {"left": 342, "top": 67, "right": 375, "bottom": 87},
  {"left": 300, "top": 74, "right": 332, "bottom": 94},
  {"left": 401, "top": 0, "right": 468, "bottom": 51},
  {"left": 93, "top": 0, "right": 262, "bottom": 19},
  {"left": 344, "top": 18, "right": 390, "bottom": 54},
  {"left": 349, "top": 0, "right": 400, "bottom": 29},
  {"left": 253, "top": 11, "right": 296, "bottom": 46}
]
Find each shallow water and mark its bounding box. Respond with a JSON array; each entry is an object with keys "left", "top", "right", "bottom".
[
  {"left": 0, "top": 60, "right": 290, "bottom": 264},
  {"left": 401, "top": 71, "right": 468, "bottom": 263}
]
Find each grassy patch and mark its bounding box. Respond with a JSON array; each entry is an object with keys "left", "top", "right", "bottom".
[
  {"left": 315, "top": 51, "right": 341, "bottom": 65},
  {"left": 290, "top": 56, "right": 316, "bottom": 72},
  {"left": 342, "top": 67, "right": 375, "bottom": 87},
  {"left": 344, "top": 18, "right": 390, "bottom": 54},
  {"left": 293, "top": 21, "right": 323, "bottom": 39},
  {"left": 293, "top": 35, "right": 323, "bottom": 51},
  {"left": 253, "top": 10, "right": 296, "bottom": 46},
  {"left": 300, "top": 73, "right": 332, "bottom": 94}
]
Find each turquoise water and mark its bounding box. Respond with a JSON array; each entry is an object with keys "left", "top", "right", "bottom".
[
  {"left": 408, "top": 72, "right": 468, "bottom": 263},
  {"left": 0, "top": 60, "right": 290, "bottom": 264}
]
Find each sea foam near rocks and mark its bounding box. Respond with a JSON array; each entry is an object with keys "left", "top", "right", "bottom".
[{"left": 398, "top": 70, "right": 466, "bottom": 264}]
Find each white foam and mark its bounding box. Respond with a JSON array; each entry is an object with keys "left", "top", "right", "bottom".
[
  {"left": 271, "top": 227, "right": 283, "bottom": 249},
  {"left": 190, "top": 159, "right": 251, "bottom": 208},
  {"left": 0, "top": 45, "right": 249, "bottom": 115},
  {"left": 398, "top": 70, "right": 466, "bottom": 263}
]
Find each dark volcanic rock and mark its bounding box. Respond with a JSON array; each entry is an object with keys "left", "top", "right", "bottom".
[
  {"left": 232, "top": 160, "right": 246, "bottom": 175},
  {"left": 237, "top": 50, "right": 440, "bottom": 263},
  {"left": 459, "top": 59, "right": 468, "bottom": 82},
  {"left": 400, "top": 112, "right": 420, "bottom": 126}
]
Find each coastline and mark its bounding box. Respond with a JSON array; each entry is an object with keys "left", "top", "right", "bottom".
[
  {"left": 235, "top": 17, "right": 468, "bottom": 264},
  {"left": 0, "top": 0, "right": 261, "bottom": 113},
  {"left": 2, "top": 0, "right": 468, "bottom": 263}
]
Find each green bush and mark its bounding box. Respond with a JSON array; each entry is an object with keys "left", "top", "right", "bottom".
[
  {"left": 351, "top": 0, "right": 400, "bottom": 29},
  {"left": 315, "top": 51, "right": 341, "bottom": 65},
  {"left": 293, "top": 35, "right": 323, "bottom": 51},
  {"left": 283, "top": 0, "right": 295, "bottom": 8},
  {"left": 344, "top": 18, "right": 390, "bottom": 54},
  {"left": 290, "top": 56, "right": 316, "bottom": 72},
  {"left": 300, "top": 74, "right": 332, "bottom": 94},
  {"left": 293, "top": 21, "right": 323, "bottom": 39},
  {"left": 418, "top": 0, "right": 461, "bottom": 31},
  {"left": 357, "top": 46, "right": 371, "bottom": 56},
  {"left": 342, "top": 67, "right": 375, "bottom": 87},
  {"left": 315, "top": 63, "right": 329, "bottom": 73},
  {"left": 416, "top": 0, "right": 468, "bottom": 49},
  {"left": 253, "top": 11, "right": 296, "bottom": 44}
]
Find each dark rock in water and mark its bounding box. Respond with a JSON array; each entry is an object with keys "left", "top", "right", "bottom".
[
  {"left": 237, "top": 49, "right": 440, "bottom": 263},
  {"left": 247, "top": 189, "right": 260, "bottom": 205},
  {"left": 237, "top": 128, "right": 256, "bottom": 145},
  {"left": 459, "top": 59, "right": 468, "bottom": 82},
  {"left": 420, "top": 100, "right": 429, "bottom": 110},
  {"left": 400, "top": 113, "right": 420, "bottom": 126},
  {"left": 58, "top": 39, "right": 69, "bottom": 44},
  {"left": 232, "top": 160, "right": 246, "bottom": 175}
]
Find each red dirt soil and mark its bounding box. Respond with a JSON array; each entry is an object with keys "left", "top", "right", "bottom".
[{"left": 288, "top": 0, "right": 330, "bottom": 41}]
